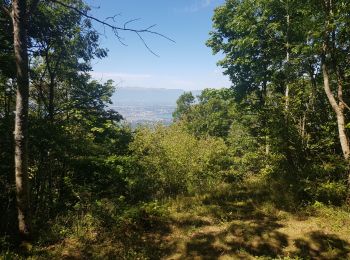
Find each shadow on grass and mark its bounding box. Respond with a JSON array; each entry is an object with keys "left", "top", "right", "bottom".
[
  {"left": 180, "top": 199, "right": 289, "bottom": 259},
  {"left": 167, "top": 181, "right": 350, "bottom": 259},
  {"left": 32, "top": 201, "right": 176, "bottom": 259},
  {"left": 293, "top": 231, "right": 350, "bottom": 260},
  {"left": 184, "top": 222, "right": 288, "bottom": 259},
  {"left": 31, "top": 181, "right": 350, "bottom": 259}
]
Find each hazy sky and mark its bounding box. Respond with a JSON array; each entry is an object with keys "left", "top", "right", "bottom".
[{"left": 86, "top": 0, "right": 231, "bottom": 90}]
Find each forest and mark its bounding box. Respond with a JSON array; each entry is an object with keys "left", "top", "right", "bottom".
[{"left": 1, "top": 0, "right": 350, "bottom": 259}]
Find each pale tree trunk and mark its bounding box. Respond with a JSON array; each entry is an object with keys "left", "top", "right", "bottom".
[
  {"left": 322, "top": 54, "right": 350, "bottom": 204},
  {"left": 285, "top": 85, "right": 289, "bottom": 112},
  {"left": 322, "top": 58, "right": 350, "bottom": 161},
  {"left": 322, "top": 0, "right": 350, "bottom": 201},
  {"left": 12, "top": 0, "right": 31, "bottom": 241},
  {"left": 285, "top": 3, "right": 290, "bottom": 113},
  {"left": 45, "top": 49, "right": 56, "bottom": 122},
  {"left": 323, "top": 60, "right": 350, "bottom": 204}
]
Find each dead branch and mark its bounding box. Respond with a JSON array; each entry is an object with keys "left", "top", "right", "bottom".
[{"left": 52, "top": 0, "right": 175, "bottom": 57}]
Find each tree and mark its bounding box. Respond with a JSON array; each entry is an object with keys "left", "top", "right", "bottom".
[
  {"left": 207, "top": 0, "right": 350, "bottom": 202},
  {"left": 206, "top": 0, "right": 349, "bottom": 157},
  {"left": 11, "top": 0, "right": 31, "bottom": 241},
  {"left": 174, "top": 88, "right": 236, "bottom": 138},
  {"left": 1, "top": 0, "right": 174, "bottom": 242},
  {"left": 173, "top": 91, "right": 195, "bottom": 120},
  {"left": 319, "top": 0, "right": 350, "bottom": 161}
]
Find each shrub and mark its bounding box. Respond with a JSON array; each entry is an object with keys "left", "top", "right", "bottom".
[{"left": 129, "top": 124, "right": 231, "bottom": 197}]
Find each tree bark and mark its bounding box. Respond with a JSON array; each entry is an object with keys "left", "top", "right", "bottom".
[
  {"left": 12, "top": 0, "right": 31, "bottom": 241},
  {"left": 45, "top": 49, "right": 55, "bottom": 122},
  {"left": 48, "top": 74, "right": 55, "bottom": 122},
  {"left": 322, "top": 58, "right": 350, "bottom": 160}
]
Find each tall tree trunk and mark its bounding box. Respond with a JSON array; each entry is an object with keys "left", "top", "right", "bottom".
[
  {"left": 48, "top": 79, "right": 54, "bottom": 122},
  {"left": 322, "top": 0, "right": 350, "bottom": 204},
  {"left": 45, "top": 49, "right": 55, "bottom": 122},
  {"left": 322, "top": 58, "right": 350, "bottom": 160},
  {"left": 12, "top": 0, "right": 31, "bottom": 241}
]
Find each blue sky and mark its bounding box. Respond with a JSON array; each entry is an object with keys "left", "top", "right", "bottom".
[{"left": 86, "top": 0, "right": 230, "bottom": 90}]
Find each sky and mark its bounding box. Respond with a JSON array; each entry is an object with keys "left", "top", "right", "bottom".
[{"left": 85, "top": 0, "right": 231, "bottom": 90}]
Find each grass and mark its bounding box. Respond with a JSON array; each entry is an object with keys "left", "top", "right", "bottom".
[
  {"left": 2, "top": 176, "right": 350, "bottom": 259},
  {"left": 163, "top": 178, "right": 350, "bottom": 259}
]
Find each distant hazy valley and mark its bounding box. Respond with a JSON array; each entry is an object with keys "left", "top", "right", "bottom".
[{"left": 110, "top": 87, "right": 199, "bottom": 125}]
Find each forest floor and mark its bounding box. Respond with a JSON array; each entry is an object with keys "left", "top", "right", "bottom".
[
  {"left": 161, "top": 179, "right": 350, "bottom": 260},
  {"left": 16, "top": 177, "right": 350, "bottom": 259}
]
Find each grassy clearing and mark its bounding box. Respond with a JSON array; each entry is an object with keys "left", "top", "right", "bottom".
[
  {"left": 164, "top": 178, "right": 350, "bottom": 259},
  {"left": 2, "top": 177, "right": 350, "bottom": 259}
]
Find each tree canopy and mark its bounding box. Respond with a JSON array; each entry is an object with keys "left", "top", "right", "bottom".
[{"left": 1, "top": 0, "right": 350, "bottom": 258}]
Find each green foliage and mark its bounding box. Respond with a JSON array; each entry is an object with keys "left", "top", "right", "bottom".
[
  {"left": 2, "top": 0, "right": 350, "bottom": 257},
  {"left": 174, "top": 88, "right": 236, "bottom": 138},
  {"left": 227, "top": 120, "right": 265, "bottom": 179},
  {"left": 130, "top": 124, "right": 231, "bottom": 197},
  {"left": 315, "top": 181, "right": 348, "bottom": 205},
  {"left": 205, "top": 0, "right": 350, "bottom": 207},
  {"left": 172, "top": 91, "right": 195, "bottom": 120}
]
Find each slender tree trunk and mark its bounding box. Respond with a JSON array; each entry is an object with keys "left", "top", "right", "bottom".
[
  {"left": 308, "top": 65, "right": 317, "bottom": 112},
  {"left": 12, "top": 0, "right": 31, "bottom": 241},
  {"left": 322, "top": 0, "right": 350, "bottom": 204},
  {"left": 45, "top": 50, "right": 55, "bottom": 122},
  {"left": 285, "top": 2, "right": 290, "bottom": 114},
  {"left": 322, "top": 59, "right": 350, "bottom": 160},
  {"left": 285, "top": 85, "right": 289, "bottom": 111},
  {"left": 48, "top": 76, "right": 55, "bottom": 122},
  {"left": 336, "top": 113, "right": 350, "bottom": 160}
]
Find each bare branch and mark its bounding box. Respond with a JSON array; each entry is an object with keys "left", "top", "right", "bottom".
[
  {"left": 51, "top": 0, "right": 175, "bottom": 56},
  {"left": 112, "top": 28, "right": 127, "bottom": 46},
  {"left": 145, "top": 24, "right": 157, "bottom": 30},
  {"left": 103, "top": 13, "right": 121, "bottom": 23},
  {"left": 136, "top": 32, "right": 159, "bottom": 57},
  {"left": 123, "top": 18, "right": 141, "bottom": 29}
]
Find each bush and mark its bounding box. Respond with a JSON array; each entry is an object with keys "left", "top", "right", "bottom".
[
  {"left": 312, "top": 181, "right": 347, "bottom": 205},
  {"left": 227, "top": 121, "right": 265, "bottom": 179},
  {"left": 129, "top": 124, "right": 231, "bottom": 197}
]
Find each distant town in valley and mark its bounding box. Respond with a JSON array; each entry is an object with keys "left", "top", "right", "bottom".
[
  {"left": 111, "top": 87, "right": 200, "bottom": 126},
  {"left": 112, "top": 105, "right": 176, "bottom": 126}
]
